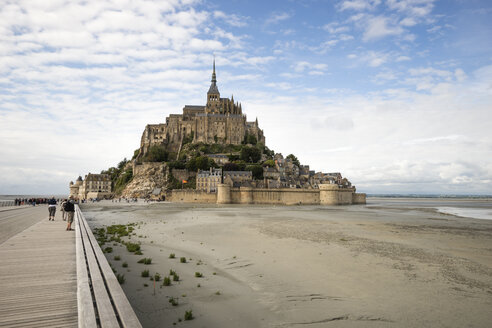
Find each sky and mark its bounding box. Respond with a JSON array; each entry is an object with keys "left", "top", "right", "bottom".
[{"left": 0, "top": 0, "right": 491, "bottom": 195}]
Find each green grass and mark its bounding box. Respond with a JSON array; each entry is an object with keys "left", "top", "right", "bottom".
[
  {"left": 135, "top": 250, "right": 143, "bottom": 255},
  {"left": 114, "top": 255, "right": 121, "bottom": 261},
  {"left": 163, "top": 276, "right": 171, "bottom": 286},
  {"left": 180, "top": 257, "right": 186, "bottom": 263},
  {"left": 122, "top": 262, "right": 128, "bottom": 268},
  {"left": 169, "top": 253, "right": 175, "bottom": 259},
  {"left": 141, "top": 270, "right": 149, "bottom": 278},
  {"left": 137, "top": 257, "right": 152, "bottom": 265},
  {"left": 169, "top": 269, "right": 176, "bottom": 276},
  {"left": 215, "top": 291, "right": 221, "bottom": 295},
  {"left": 184, "top": 310, "right": 193, "bottom": 321},
  {"left": 173, "top": 274, "right": 180, "bottom": 281},
  {"left": 104, "top": 247, "right": 113, "bottom": 253},
  {"left": 195, "top": 272, "right": 203, "bottom": 278},
  {"left": 154, "top": 273, "right": 161, "bottom": 281}
]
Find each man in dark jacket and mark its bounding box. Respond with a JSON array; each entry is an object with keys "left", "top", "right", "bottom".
[
  {"left": 65, "top": 198, "right": 75, "bottom": 231},
  {"left": 48, "top": 197, "right": 57, "bottom": 221}
]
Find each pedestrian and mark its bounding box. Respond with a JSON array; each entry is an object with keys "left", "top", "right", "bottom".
[
  {"left": 60, "top": 199, "right": 68, "bottom": 221},
  {"left": 47, "top": 197, "right": 57, "bottom": 221},
  {"left": 65, "top": 198, "right": 75, "bottom": 231}
]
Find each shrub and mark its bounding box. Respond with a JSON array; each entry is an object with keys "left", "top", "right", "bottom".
[
  {"left": 104, "top": 247, "right": 113, "bottom": 253},
  {"left": 141, "top": 270, "right": 149, "bottom": 278},
  {"left": 173, "top": 274, "right": 180, "bottom": 281},
  {"left": 154, "top": 273, "right": 161, "bottom": 281},
  {"left": 122, "top": 262, "right": 128, "bottom": 268},
  {"left": 116, "top": 274, "right": 125, "bottom": 284},
  {"left": 163, "top": 276, "right": 171, "bottom": 286},
  {"left": 180, "top": 257, "right": 187, "bottom": 263},
  {"left": 169, "top": 269, "right": 176, "bottom": 276},
  {"left": 184, "top": 310, "right": 193, "bottom": 321},
  {"left": 135, "top": 250, "right": 143, "bottom": 255},
  {"left": 114, "top": 255, "right": 121, "bottom": 261},
  {"left": 215, "top": 291, "right": 221, "bottom": 295},
  {"left": 169, "top": 253, "right": 175, "bottom": 259},
  {"left": 195, "top": 272, "right": 203, "bottom": 278},
  {"left": 137, "top": 258, "right": 152, "bottom": 265}
]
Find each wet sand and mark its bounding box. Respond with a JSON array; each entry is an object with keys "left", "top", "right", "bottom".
[{"left": 81, "top": 199, "right": 492, "bottom": 327}]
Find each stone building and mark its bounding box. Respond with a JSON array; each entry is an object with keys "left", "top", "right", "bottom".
[
  {"left": 69, "top": 173, "right": 112, "bottom": 200},
  {"left": 223, "top": 171, "right": 253, "bottom": 188},
  {"left": 138, "top": 60, "right": 265, "bottom": 157},
  {"left": 196, "top": 168, "right": 222, "bottom": 192}
]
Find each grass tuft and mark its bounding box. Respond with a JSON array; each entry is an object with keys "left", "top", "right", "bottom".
[
  {"left": 116, "top": 273, "right": 125, "bottom": 284},
  {"left": 180, "top": 257, "right": 187, "bottom": 263},
  {"left": 114, "top": 255, "right": 121, "bottom": 261},
  {"left": 137, "top": 257, "right": 152, "bottom": 265},
  {"left": 122, "top": 262, "right": 128, "bottom": 268},
  {"left": 141, "top": 270, "right": 149, "bottom": 278},
  {"left": 104, "top": 247, "right": 113, "bottom": 253},
  {"left": 195, "top": 272, "right": 203, "bottom": 278},
  {"left": 163, "top": 276, "right": 171, "bottom": 286},
  {"left": 169, "top": 297, "right": 179, "bottom": 306},
  {"left": 184, "top": 310, "right": 193, "bottom": 321}
]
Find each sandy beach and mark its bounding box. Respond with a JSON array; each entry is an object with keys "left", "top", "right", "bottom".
[{"left": 81, "top": 198, "right": 492, "bottom": 327}]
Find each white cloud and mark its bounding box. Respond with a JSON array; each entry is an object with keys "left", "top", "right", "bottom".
[
  {"left": 363, "top": 15, "right": 404, "bottom": 41},
  {"left": 265, "top": 12, "right": 291, "bottom": 25},
  {"left": 338, "top": 0, "right": 381, "bottom": 11},
  {"left": 213, "top": 11, "right": 248, "bottom": 27}
]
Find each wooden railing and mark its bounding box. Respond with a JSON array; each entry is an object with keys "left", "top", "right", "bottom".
[{"left": 75, "top": 205, "right": 142, "bottom": 328}]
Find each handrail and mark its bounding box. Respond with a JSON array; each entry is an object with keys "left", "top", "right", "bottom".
[{"left": 75, "top": 205, "right": 142, "bottom": 328}]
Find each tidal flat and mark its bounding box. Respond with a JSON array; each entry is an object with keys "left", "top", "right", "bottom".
[{"left": 82, "top": 198, "right": 492, "bottom": 328}]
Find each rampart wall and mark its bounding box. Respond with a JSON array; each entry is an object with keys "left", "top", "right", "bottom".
[{"left": 170, "top": 184, "right": 366, "bottom": 205}]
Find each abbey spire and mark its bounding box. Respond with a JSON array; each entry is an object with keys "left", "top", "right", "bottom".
[{"left": 207, "top": 58, "right": 220, "bottom": 96}]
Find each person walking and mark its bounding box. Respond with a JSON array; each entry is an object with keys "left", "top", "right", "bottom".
[
  {"left": 47, "top": 197, "right": 57, "bottom": 221},
  {"left": 60, "top": 199, "right": 67, "bottom": 221},
  {"left": 65, "top": 198, "right": 75, "bottom": 231}
]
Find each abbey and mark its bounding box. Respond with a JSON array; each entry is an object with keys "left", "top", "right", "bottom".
[{"left": 138, "top": 61, "right": 265, "bottom": 157}]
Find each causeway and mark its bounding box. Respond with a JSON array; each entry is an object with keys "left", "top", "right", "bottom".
[{"left": 0, "top": 206, "right": 77, "bottom": 327}]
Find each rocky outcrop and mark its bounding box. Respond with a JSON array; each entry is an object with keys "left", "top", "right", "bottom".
[{"left": 121, "top": 162, "right": 168, "bottom": 198}]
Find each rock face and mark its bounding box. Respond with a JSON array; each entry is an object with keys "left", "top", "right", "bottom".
[{"left": 121, "top": 162, "right": 168, "bottom": 198}]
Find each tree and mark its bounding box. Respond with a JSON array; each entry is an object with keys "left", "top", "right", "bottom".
[
  {"left": 246, "top": 165, "right": 263, "bottom": 180},
  {"left": 262, "top": 159, "right": 275, "bottom": 167},
  {"left": 223, "top": 162, "right": 239, "bottom": 171},
  {"left": 286, "top": 154, "right": 300, "bottom": 167},
  {"left": 240, "top": 146, "right": 261, "bottom": 163},
  {"left": 144, "top": 145, "right": 168, "bottom": 162}
]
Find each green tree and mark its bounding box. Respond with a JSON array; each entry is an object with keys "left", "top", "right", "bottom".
[
  {"left": 262, "top": 159, "right": 275, "bottom": 167},
  {"left": 223, "top": 162, "right": 240, "bottom": 171},
  {"left": 144, "top": 145, "right": 168, "bottom": 162},
  {"left": 240, "top": 146, "right": 261, "bottom": 163},
  {"left": 286, "top": 154, "right": 300, "bottom": 167},
  {"left": 245, "top": 165, "right": 263, "bottom": 180}
]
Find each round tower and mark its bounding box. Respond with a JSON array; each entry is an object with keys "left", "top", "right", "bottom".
[
  {"left": 319, "top": 184, "right": 339, "bottom": 205},
  {"left": 217, "top": 183, "right": 231, "bottom": 204}
]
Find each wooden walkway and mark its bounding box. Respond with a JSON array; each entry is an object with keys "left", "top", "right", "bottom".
[{"left": 0, "top": 207, "right": 78, "bottom": 327}]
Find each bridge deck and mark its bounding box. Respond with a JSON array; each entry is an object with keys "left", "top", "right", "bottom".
[{"left": 0, "top": 207, "right": 78, "bottom": 327}]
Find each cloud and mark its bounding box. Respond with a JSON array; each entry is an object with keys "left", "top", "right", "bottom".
[
  {"left": 293, "top": 61, "right": 328, "bottom": 73},
  {"left": 265, "top": 12, "right": 291, "bottom": 25},
  {"left": 363, "top": 15, "right": 404, "bottom": 41},
  {"left": 213, "top": 10, "right": 248, "bottom": 27},
  {"left": 338, "top": 0, "right": 381, "bottom": 11}
]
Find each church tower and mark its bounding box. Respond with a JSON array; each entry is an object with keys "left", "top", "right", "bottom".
[{"left": 206, "top": 59, "right": 220, "bottom": 113}]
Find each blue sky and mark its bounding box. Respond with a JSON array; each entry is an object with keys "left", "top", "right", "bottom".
[{"left": 0, "top": 0, "right": 491, "bottom": 195}]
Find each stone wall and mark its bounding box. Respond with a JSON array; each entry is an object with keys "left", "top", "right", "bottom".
[
  {"left": 169, "top": 190, "right": 217, "bottom": 203},
  {"left": 170, "top": 184, "right": 366, "bottom": 205}
]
